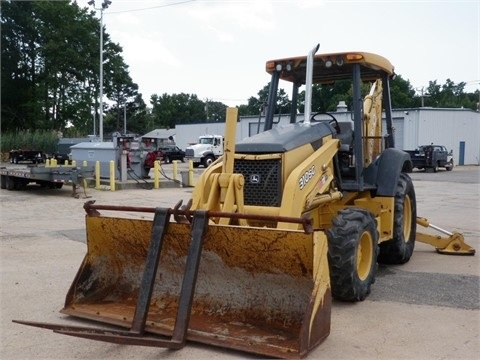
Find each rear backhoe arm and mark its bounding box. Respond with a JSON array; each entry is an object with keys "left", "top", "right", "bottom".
[{"left": 416, "top": 217, "right": 475, "bottom": 255}]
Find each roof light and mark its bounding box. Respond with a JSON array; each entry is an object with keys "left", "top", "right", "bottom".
[
  {"left": 275, "top": 63, "right": 283, "bottom": 71},
  {"left": 266, "top": 61, "right": 275, "bottom": 71},
  {"left": 336, "top": 56, "right": 344, "bottom": 66},
  {"left": 325, "top": 58, "right": 333, "bottom": 68},
  {"left": 346, "top": 53, "right": 364, "bottom": 61}
]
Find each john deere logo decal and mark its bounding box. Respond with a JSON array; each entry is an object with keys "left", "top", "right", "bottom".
[{"left": 250, "top": 174, "right": 260, "bottom": 184}]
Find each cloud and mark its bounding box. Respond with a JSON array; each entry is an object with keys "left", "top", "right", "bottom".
[
  {"left": 186, "top": 0, "right": 276, "bottom": 42},
  {"left": 297, "top": 0, "right": 327, "bottom": 9},
  {"left": 111, "top": 12, "right": 141, "bottom": 26},
  {"left": 207, "top": 24, "right": 235, "bottom": 43},
  {"left": 116, "top": 32, "right": 180, "bottom": 68}
]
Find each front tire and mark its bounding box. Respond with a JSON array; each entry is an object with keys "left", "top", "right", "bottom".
[
  {"left": 327, "top": 208, "right": 379, "bottom": 302},
  {"left": 378, "top": 173, "right": 417, "bottom": 264}
]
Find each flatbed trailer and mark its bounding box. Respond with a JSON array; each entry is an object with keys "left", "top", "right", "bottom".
[{"left": 0, "top": 164, "right": 94, "bottom": 196}]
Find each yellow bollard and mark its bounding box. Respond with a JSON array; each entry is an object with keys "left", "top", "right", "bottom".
[
  {"left": 51, "top": 158, "right": 57, "bottom": 167},
  {"left": 154, "top": 160, "right": 160, "bottom": 189},
  {"left": 95, "top": 161, "right": 100, "bottom": 190},
  {"left": 109, "top": 160, "right": 115, "bottom": 191},
  {"left": 83, "top": 160, "right": 87, "bottom": 167},
  {"left": 71, "top": 160, "right": 76, "bottom": 168},
  {"left": 173, "top": 160, "right": 178, "bottom": 181},
  {"left": 188, "top": 160, "right": 194, "bottom": 187},
  {"left": 46, "top": 159, "right": 50, "bottom": 167},
  {"left": 64, "top": 160, "right": 69, "bottom": 166}
]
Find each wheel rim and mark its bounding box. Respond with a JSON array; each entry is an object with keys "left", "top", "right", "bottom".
[
  {"left": 403, "top": 195, "right": 412, "bottom": 242},
  {"left": 357, "top": 231, "right": 373, "bottom": 281}
]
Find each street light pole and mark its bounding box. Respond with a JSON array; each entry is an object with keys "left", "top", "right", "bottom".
[
  {"left": 99, "top": 7, "right": 104, "bottom": 141},
  {"left": 88, "top": 0, "right": 111, "bottom": 142}
]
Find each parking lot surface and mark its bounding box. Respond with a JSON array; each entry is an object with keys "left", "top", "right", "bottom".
[{"left": 1, "top": 165, "right": 479, "bottom": 359}]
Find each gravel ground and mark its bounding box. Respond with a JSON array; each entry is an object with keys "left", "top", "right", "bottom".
[{"left": 1, "top": 165, "right": 479, "bottom": 360}]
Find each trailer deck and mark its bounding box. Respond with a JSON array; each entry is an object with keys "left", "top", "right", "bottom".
[{"left": 0, "top": 164, "right": 94, "bottom": 196}]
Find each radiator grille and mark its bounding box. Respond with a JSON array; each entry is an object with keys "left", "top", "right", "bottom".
[
  {"left": 234, "top": 158, "right": 282, "bottom": 207},
  {"left": 185, "top": 149, "right": 194, "bottom": 157}
]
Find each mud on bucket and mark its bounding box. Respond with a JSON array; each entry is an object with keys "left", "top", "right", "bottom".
[{"left": 54, "top": 208, "right": 332, "bottom": 358}]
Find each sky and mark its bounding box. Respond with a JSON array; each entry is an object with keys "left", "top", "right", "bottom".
[{"left": 79, "top": 0, "right": 480, "bottom": 107}]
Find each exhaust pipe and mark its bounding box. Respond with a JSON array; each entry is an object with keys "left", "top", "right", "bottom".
[{"left": 304, "top": 43, "right": 320, "bottom": 125}]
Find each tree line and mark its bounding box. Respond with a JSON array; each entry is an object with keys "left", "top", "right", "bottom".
[{"left": 2, "top": 0, "right": 478, "bottom": 141}]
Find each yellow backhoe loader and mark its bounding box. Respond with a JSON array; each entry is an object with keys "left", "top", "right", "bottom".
[{"left": 14, "top": 44, "right": 475, "bottom": 359}]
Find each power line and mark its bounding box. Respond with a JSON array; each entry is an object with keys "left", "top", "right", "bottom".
[{"left": 106, "top": 0, "right": 196, "bottom": 14}]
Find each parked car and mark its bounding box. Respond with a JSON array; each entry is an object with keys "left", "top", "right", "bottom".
[{"left": 158, "top": 145, "right": 185, "bottom": 163}]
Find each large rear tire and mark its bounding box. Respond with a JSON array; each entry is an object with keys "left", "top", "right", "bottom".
[
  {"left": 327, "top": 208, "right": 379, "bottom": 302},
  {"left": 378, "top": 173, "right": 417, "bottom": 264}
]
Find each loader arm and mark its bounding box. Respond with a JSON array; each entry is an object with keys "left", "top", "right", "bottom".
[
  {"left": 278, "top": 137, "right": 341, "bottom": 230},
  {"left": 416, "top": 217, "right": 475, "bottom": 255},
  {"left": 190, "top": 108, "right": 246, "bottom": 218}
]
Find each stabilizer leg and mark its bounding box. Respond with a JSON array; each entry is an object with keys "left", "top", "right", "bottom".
[{"left": 416, "top": 217, "right": 475, "bottom": 255}]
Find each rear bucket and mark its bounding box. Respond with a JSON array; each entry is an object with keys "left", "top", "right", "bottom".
[{"left": 61, "top": 206, "right": 331, "bottom": 358}]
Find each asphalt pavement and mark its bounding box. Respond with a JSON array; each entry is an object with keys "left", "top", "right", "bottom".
[{"left": 1, "top": 165, "right": 479, "bottom": 360}]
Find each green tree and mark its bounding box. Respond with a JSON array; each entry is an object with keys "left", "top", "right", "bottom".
[
  {"left": 240, "top": 84, "right": 291, "bottom": 116},
  {"left": 1, "top": 1, "right": 43, "bottom": 130},
  {"left": 150, "top": 93, "right": 206, "bottom": 128},
  {"left": 1, "top": 0, "right": 143, "bottom": 135},
  {"left": 390, "top": 75, "right": 417, "bottom": 108},
  {"left": 38, "top": 1, "right": 100, "bottom": 132},
  {"left": 205, "top": 100, "right": 227, "bottom": 122},
  {"left": 102, "top": 41, "right": 143, "bottom": 134}
]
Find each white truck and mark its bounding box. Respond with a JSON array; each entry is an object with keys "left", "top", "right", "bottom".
[{"left": 185, "top": 134, "right": 224, "bottom": 168}]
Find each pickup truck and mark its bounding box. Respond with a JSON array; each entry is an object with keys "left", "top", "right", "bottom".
[
  {"left": 157, "top": 145, "right": 185, "bottom": 163},
  {"left": 9, "top": 150, "right": 45, "bottom": 164},
  {"left": 405, "top": 144, "right": 454, "bottom": 172}
]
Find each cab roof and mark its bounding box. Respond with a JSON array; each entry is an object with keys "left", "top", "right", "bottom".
[{"left": 266, "top": 51, "right": 395, "bottom": 84}]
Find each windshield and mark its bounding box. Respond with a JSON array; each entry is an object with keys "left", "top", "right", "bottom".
[{"left": 199, "top": 138, "right": 213, "bottom": 145}]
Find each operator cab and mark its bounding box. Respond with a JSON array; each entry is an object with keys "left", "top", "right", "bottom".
[{"left": 262, "top": 50, "right": 399, "bottom": 191}]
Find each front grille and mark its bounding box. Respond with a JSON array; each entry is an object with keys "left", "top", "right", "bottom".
[
  {"left": 234, "top": 158, "right": 282, "bottom": 207},
  {"left": 185, "top": 149, "right": 194, "bottom": 157}
]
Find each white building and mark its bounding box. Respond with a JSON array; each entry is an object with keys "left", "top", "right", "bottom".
[{"left": 173, "top": 107, "right": 479, "bottom": 165}]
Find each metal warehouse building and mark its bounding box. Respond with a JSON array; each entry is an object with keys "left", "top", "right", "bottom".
[{"left": 174, "top": 106, "right": 479, "bottom": 166}]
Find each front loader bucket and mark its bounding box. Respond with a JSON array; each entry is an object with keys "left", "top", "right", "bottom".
[{"left": 51, "top": 204, "right": 331, "bottom": 358}]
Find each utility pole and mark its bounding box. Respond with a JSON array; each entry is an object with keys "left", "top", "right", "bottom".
[{"left": 417, "top": 87, "right": 430, "bottom": 107}]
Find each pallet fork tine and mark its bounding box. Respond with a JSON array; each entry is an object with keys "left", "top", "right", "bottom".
[{"left": 13, "top": 209, "right": 209, "bottom": 349}]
